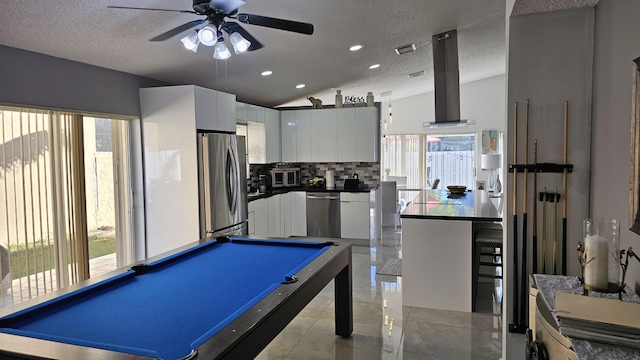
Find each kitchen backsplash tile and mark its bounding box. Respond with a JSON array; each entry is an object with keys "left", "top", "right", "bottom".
[{"left": 249, "top": 162, "right": 380, "bottom": 190}]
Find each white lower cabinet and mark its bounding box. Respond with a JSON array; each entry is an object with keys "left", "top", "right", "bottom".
[
  {"left": 340, "top": 192, "right": 370, "bottom": 240},
  {"left": 248, "top": 198, "right": 269, "bottom": 237},
  {"left": 290, "top": 191, "right": 307, "bottom": 236},
  {"left": 268, "top": 196, "right": 282, "bottom": 238}
]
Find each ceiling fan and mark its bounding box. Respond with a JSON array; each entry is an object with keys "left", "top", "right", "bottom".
[{"left": 108, "top": 0, "right": 314, "bottom": 55}]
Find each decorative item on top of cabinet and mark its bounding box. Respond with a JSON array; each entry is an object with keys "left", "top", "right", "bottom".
[
  {"left": 307, "top": 96, "right": 323, "bottom": 109},
  {"left": 344, "top": 96, "right": 366, "bottom": 107},
  {"left": 366, "top": 92, "right": 374, "bottom": 107},
  {"left": 335, "top": 90, "right": 343, "bottom": 108}
]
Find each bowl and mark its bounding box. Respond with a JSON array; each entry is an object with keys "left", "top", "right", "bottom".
[{"left": 447, "top": 185, "right": 467, "bottom": 194}]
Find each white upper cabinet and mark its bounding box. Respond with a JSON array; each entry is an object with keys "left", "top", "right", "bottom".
[
  {"left": 355, "top": 107, "right": 378, "bottom": 161},
  {"left": 236, "top": 102, "right": 250, "bottom": 122},
  {"left": 281, "top": 111, "right": 297, "bottom": 162},
  {"left": 337, "top": 108, "right": 357, "bottom": 161},
  {"left": 265, "top": 109, "right": 281, "bottom": 163},
  {"left": 194, "top": 86, "right": 218, "bottom": 131},
  {"left": 247, "top": 121, "right": 266, "bottom": 163},
  {"left": 216, "top": 91, "right": 237, "bottom": 132},
  {"left": 280, "top": 107, "right": 378, "bottom": 163},
  {"left": 311, "top": 109, "right": 337, "bottom": 162},
  {"left": 295, "top": 110, "right": 312, "bottom": 162}
]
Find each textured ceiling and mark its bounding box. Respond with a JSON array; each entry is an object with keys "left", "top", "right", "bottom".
[{"left": 0, "top": 1, "right": 596, "bottom": 108}]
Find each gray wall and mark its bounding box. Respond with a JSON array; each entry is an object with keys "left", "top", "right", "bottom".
[
  {"left": 0, "top": 45, "right": 167, "bottom": 117},
  {"left": 508, "top": 7, "right": 594, "bottom": 282},
  {"left": 592, "top": 0, "right": 640, "bottom": 290}
]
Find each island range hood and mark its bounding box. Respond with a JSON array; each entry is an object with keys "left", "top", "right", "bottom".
[{"left": 424, "top": 29, "right": 475, "bottom": 129}]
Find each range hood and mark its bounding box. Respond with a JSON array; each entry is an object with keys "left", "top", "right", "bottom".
[{"left": 424, "top": 29, "right": 475, "bottom": 129}]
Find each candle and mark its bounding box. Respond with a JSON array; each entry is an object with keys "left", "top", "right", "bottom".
[{"left": 584, "top": 234, "right": 609, "bottom": 289}]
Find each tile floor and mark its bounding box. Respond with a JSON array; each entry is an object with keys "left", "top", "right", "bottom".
[{"left": 256, "top": 227, "right": 504, "bottom": 360}]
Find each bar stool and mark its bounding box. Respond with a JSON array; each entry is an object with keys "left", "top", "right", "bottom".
[{"left": 472, "top": 227, "right": 503, "bottom": 312}]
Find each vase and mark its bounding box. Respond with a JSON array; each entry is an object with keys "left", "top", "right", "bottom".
[
  {"left": 495, "top": 175, "right": 502, "bottom": 193},
  {"left": 366, "top": 92, "right": 374, "bottom": 107},
  {"left": 582, "top": 218, "right": 621, "bottom": 290},
  {"left": 335, "top": 90, "right": 343, "bottom": 108}
]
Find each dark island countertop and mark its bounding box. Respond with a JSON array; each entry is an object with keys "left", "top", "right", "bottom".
[
  {"left": 248, "top": 186, "right": 374, "bottom": 202},
  {"left": 400, "top": 189, "right": 502, "bottom": 221}
]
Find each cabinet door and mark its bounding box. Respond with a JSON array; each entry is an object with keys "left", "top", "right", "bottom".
[
  {"left": 268, "top": 195, "right": 282, "bottom": 238},
  {"left": 248, "top": 199, "right": 269, "bottom": 237},
  {"left": 194, "top": 86, "right": 218, "bottom": 131},
  {"left": 236, "top": 102, "right": 249, "bottom": 122},
  {"left": 311, "top": 109, "right": 337, "bottom": 162},
  {"left": 247, "top": 121, "right": 266, "bottom": 163},
  {"left": 265, "top": 109, "right": 281, "bottom": 163},
  {"left": 355, "top": 107, "right": 378, "bottom": 161},
  {"left": 337, "top": 108, "right": 356, "bottom": 161},
  {"left": 248, "top": 211, "right": 255, "bottom": 235},
  {"left": 290, "top": 191, "right": 307, "bottom": 236},
  {"left": 281, "top": 111, "right": 297, "bottom": 162},
  {"left": 295, "top": 110, "right": 312, "bottom": 162},
  {"left": 256, "top": 106, "right": 265, "bottom": 123},
  {"left": 340, "top": 192, "right": 370, "bottom": 240},
  {"left": 280, "top": 193, "right": 291, "bottom": 238},
  {"left": 216, "top": 91, "right": 237, "bottom": 133}
]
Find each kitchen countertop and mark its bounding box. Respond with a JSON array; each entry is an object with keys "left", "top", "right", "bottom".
[
  {"left": 248, "top": 186, "right": 374, "bottom": 202},
  {"left": 400, "top": 189, "right": 502, "bottom": 221}
]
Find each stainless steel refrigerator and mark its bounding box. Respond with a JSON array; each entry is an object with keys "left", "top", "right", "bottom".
[{"left": 197, "top": 132, "right": 248, "bottom": 239}]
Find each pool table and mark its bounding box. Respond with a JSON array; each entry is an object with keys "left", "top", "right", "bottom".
[{"left": 0, "top": 237, "right": 353, "bottom": 359}]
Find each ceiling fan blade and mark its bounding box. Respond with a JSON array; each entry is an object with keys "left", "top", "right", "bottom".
[
  {"left": 209, "top": 0, "right": 246, "bottom": 14},
  {"left": 107, "top": 5, "right": 197, "bottom": 14},
  {"left": 223, "top": 22, "right": 264, "bottom": 51},
  {"left": 235, "top": 13, "right": 314, "bottom": 35},
  {"left": 150, "top": 19, "right": 206, "bottom": 41}
]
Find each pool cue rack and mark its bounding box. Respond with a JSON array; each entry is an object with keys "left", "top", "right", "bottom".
[{"left": 508, "top": 163, "right": 573, "bottom": 173}]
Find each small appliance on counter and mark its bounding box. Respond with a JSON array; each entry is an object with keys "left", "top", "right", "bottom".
[
  {"left": 258, "top": 174, "right": 268, "bottom": 193},
  {"left": 271, "top": 167, "right": 300, "bottom": 188},
  {"left": 344, "top": 174, "right": 361, "bottom": 191},
  {"left": 325, "top": 170, "right": 335, "bottom": 190}
]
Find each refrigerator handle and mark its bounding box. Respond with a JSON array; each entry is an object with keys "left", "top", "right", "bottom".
[{"left": 226, "top": 146, "right": 239, "bottom": 214}]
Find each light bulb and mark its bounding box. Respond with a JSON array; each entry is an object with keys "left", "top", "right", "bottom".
[
  {"left": 180, "top": 32, "right": 199, "bottom": 53},
  {"left": 229, "top": 32, "right": 251, "bottom": 54},
  {"left": 198, "top": 25, "right": 218, "bottom": 46},
  {"left": 213, "top": 40, "right": 231, "bottom": 60}
]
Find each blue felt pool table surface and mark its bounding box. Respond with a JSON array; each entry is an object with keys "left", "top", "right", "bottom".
[{"left": 0, "top": 238, "right": 339, "bottom": 360}]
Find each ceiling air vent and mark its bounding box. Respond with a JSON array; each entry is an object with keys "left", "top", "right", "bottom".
[
  {"left": 408, "top": 70, "right": 426, "bottom": 78},
  {"left": 394, "top": 44, "right": 416, "bottom": 55}
]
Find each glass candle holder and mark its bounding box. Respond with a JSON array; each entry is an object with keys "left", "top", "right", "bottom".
[{"left": 582, "top": 218, "right": 621, "bottom": 291}]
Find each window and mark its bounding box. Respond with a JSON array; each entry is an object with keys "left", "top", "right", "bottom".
[
  {"left": 0, "top": 106, "right": 138, "bottom": 308},
  {"left": 382, "top": 133, "right": 476, "bottom": 189}
]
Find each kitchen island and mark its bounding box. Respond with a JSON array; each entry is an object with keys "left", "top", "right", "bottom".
[{"left": 400, "top": 189, "right": 502, "bottom": 312}]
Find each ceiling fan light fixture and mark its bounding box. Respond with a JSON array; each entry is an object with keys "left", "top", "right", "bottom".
[
  {"left": 229, "top": 32, "right": 251, "bottom": 54},
  {"left": 198, "top": 24, "right": 218, "bottom": 46},
  {"left": 213, "top": 40, "right": 232, "bottom": 60},
  {"left": 180, "top": 31, "right": 200, "bottom": 53}
]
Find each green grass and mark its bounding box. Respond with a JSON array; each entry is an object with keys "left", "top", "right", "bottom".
[{"left": 8, "top": 236, "right": 116, "bottom": 280}]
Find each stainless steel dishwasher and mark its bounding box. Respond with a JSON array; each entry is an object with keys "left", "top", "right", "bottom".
[{"left": 306, "top": 192, "right": 341, "bottom": 238}]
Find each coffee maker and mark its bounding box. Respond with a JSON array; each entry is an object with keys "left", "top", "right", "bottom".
[{"left": 258, "top": 174, "right": 268, "bottom": 193}]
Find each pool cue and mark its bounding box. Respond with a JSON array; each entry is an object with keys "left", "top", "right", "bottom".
[
  {"left": 519, "top": 99, "right": 529, "bottom": 326},
  {"left": 532, "top": 139, "right": 538, "bottom": 274},
  {"left": 561, "top": 101, "right": 569, "bottom": 275},
  {"left": 551, "top": 188, "right": 560, "bottom": 275},
  {"left": 509, "top": 101, "right": 522, "bottom": 333},
  {"left": 540, "top": 187, "right": 547, "bottom": 274}
]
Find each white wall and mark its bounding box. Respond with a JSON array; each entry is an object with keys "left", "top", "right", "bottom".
[
  {"left": 591, "top": 0, "right": 640, "bottom": 291},
  {"left": 382, "top": 75, "right": 506, "bottom": 135}
]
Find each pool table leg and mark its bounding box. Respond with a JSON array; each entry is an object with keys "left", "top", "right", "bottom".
[{"left": 334, "top": 247, "right": 353, "bottom": 337}]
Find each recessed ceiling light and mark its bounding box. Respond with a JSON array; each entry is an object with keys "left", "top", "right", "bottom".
[
  {"left": 296, "top": 84, "right": 306, "bottom": 89},
  {"left": 349, "top": 45, "right": 362, "bottom": 51},
  {"left": 369, "top": 64, "right": 381, "bottom": 69},
  {"left": 261, "top": 70, "right": 273, "bottom": 76}
]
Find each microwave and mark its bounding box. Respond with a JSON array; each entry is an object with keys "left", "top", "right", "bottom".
[{"left": 271, "top": 168, "right": 300, "bottom": 188}]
